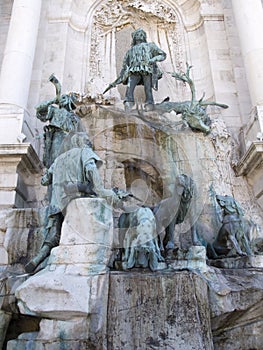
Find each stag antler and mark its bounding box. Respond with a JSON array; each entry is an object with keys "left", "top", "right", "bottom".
[
  {"left": 200, "top": 101, "right": 228, "bottom": 109},
  {"left": 168, "top": 63, "right": 196, "bottom": 107},
  {"left": 168, "top": 63, "right": 229, "bottom": 110}
]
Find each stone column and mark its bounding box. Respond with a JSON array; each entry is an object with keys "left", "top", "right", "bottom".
[
  {"left": 232, "top": 0, "right": 263, "bottom": 135},
  {"left": 232, "top": 0, "right": 263, "bottom": 107},
  {"left": 0, "top": 0, "right": 42, "bottom": 207},
  {"left": 0, "top": 0, "right": 42, "bottom": 110}
]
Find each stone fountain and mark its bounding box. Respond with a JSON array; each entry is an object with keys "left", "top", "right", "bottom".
[{"left": 1, "top": 30, "right": 263, "bottom": 350}]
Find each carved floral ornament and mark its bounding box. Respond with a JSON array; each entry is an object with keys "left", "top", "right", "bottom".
[
  {"left": 94, "top": 0, "right": 178, "bottom": 29},
  {"left": 91, "top": 0, "right": 202, "bottom": 31}
]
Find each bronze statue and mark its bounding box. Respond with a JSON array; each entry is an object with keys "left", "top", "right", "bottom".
[
  {"left": 103, "top": 28, "right": 166, "bottom": 111},
  {"left": 153, "top": 174, "right": 196, "bottom": 255},
  {"left": 207, "top": 195, "right": 253, "bottom": 258},
  {"left": 36, "top": 74, "right": 84, "bottom": 168},
  {"left": 118, "top": 207, "right": 164, "bottom": 271},
  {"left": 25, "top": 133, "right": 123, "bottom": 273},
  {"left": 127, "top": 63, "right": 228, "bottom": 135},
  {"left": 155, "top": 63, "right": 228, "bottom": 134}
]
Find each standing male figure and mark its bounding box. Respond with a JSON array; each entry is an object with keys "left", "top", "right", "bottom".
[{"left": 105, "top": 29, "right": 166, "bottom": 111}]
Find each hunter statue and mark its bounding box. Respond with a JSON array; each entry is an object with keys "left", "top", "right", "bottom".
[{"left": 104, "top": 28, "right": 166, "bottom": 111}]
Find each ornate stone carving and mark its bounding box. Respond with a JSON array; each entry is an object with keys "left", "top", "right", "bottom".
[
  {"left": 127, "top": 0, "right": 178, "bottom": 23},
  {"left": 94, "top": 1, "right": 131, "bottom": 28}
]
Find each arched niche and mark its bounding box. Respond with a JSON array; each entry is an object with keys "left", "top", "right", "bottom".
[
  {"left": 84, "top": 0, "right": 202, "bottom": 102},
  {"left": 47, "top": 1, "right": 205, "bottom": 100},
  {"left": 122, "top": 159, "right": 164, "bottom": 206}
]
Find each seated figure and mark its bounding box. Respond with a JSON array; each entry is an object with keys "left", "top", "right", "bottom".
[
  {"left": 208, "top": 195, "right": 253, "bottom": 259},
  {"left": 25, "top": 132, "right": 122, "bottom": 272}
]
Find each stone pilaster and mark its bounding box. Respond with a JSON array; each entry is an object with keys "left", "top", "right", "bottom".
[
  {"left": 232, "top": 0, "right": 263, "bottom": 141},
  {"left": 231, "top": 0, "right": 262, "bottom": 144},
  {"left": 232, "top": 0, "right": 263, "bottom": 208},
  {"left": 232, "top": 0, "right": 263, "bottom": 108}
]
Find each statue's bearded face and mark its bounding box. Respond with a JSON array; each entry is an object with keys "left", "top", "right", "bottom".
[{"left": 133, "top": 30, "right": 146, "bottom": 44}]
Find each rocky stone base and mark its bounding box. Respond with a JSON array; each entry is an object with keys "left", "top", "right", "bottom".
[
  {"left": 6, "top": 317, "right": 106, "bottom": 349},
  {"left": 7, "top": 270, "right": 213, "bottom": 350},
  {"left": 208, "top": 254, "right": 263, "bottom": 269},
  {"left": 4, "top": 266, "right": 263, "bottom": 350},
  {"left": 0, "top": 311, "right": 11, "bottom": 349},
  {"left": 169, "top": 246, "right": 208, "bottom": 272},
  {"left": 213, "top": 320, "right": 263, "bottom": 350},
  {"left": 7, "top": 337, "right": 98, "bottom": 350},
  {"left": 2, "top": 197, "right": 263, "bottom": 349},
  {"left": 208, "top": 267, "right": 263, "bottom": 350},
  {"left": 107, "top": 270, "right": 213, "bottom": 350}
]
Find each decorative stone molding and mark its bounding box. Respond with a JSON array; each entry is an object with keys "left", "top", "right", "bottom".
[
  {"left": 234, "top": 140, "right": 263, "bottom": 209},
  {"left": 243, "top": 106, "right": 263, "bottom": 148},
  {"left": 234, "top": 141, "right": 263, "bottom": 176},
  {"left": 0, "top": 143, "right": 42, "bottom": 176},
  {"left": 44, "top": 0, "right": 204, "bottom": 100},
  {"left": 0, "top": 143, "right": 42, "bottom": 207}
]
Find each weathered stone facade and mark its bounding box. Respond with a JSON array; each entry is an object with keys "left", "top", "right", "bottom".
[{"left": 0, "top": 1, "right": 263, "bottom": 349}]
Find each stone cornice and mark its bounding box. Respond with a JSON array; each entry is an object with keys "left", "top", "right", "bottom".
[
  {"left": 234, "top": 141, "right": 263, "bottom": 176},
  {"left": 0, "top": 143, "right": 42, "bottom": 174},
  {"left": 202, "top": 14, "right": 224, "bottom": 22}
]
